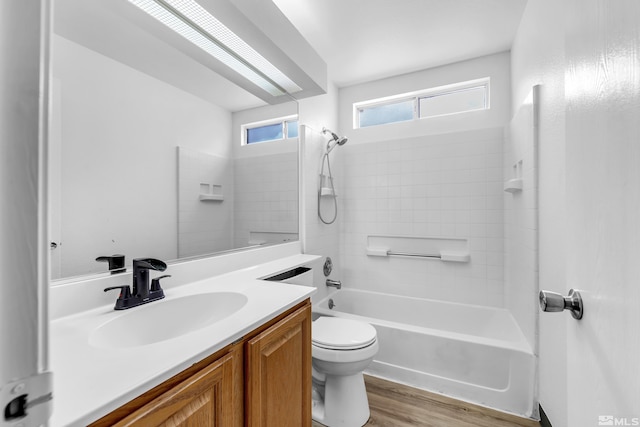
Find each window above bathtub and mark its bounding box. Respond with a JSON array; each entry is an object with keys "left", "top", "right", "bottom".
[
  {"left": 242, "top": 114, "right": 299, "bottom": 145},
  {"left": 353, "top": 78, "right": 490, "bottom": 129}
]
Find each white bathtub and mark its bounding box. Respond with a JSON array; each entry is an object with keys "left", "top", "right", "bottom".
[{"left": 313, "top": 289, "right": 536, "bottom": 418}]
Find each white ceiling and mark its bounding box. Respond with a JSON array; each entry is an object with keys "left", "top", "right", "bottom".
[
  {"left": 54, "top": 0, "right": 527, "bottom": 111},
  {"left": 273, "top": 0, "right": 528, "bottom": 87},
  {"left": 54, "top": 0, "right": 265, "bottom": 111}
]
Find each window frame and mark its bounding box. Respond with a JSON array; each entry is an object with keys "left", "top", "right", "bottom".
[
  {"left": 241, "top": 114, "right": 299, "bottom": 146},
  {"left": 353, "top": 77, "right": 490, "bottom": 129}
]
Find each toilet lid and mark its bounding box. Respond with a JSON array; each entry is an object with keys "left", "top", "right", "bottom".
[{"left": 312, "top": 317, "right": 377, "bottom": 350}]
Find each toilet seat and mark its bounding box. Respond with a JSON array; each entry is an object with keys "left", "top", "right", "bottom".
[{"left": 312, "top": 317, "right": 377, "bottom": 350}]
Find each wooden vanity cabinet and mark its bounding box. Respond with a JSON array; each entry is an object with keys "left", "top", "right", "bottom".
[
  {"left": 89, "top": 299, "right": 311, "bottom": 427},
  {"left": 246, "top": 302, "right": 312, "bottom": 427},
  {"left": 113, "top": 352, "right": 236, "bottom": 427}
]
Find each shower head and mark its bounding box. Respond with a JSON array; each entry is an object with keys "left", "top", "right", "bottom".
[
  {"left": 335, "top": 135, "right": 348, "bottom": 146},
  {"left": 322, "top": 127, "right": 348, "bottom": 153}
]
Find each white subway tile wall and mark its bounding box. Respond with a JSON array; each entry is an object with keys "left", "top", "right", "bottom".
[
  {"left": 301, "top": 126, "right": 342, "bottom": 303},
  {"left": 233, "top": 152, "right": 298, "bottom": 249},
  {"left": 337, "top": 128, "right": 505, "bottom": 307}
]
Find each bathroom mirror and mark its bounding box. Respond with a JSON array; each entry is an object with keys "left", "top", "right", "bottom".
[{"left": 50, "top": 0, "right": 299, "bottom": 280}]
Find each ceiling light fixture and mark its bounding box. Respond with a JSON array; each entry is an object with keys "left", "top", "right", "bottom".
[{"left": 128, "top": 0, "right": 301, "bottom": 96}]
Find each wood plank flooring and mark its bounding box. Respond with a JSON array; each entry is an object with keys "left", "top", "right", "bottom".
[{"left": 312, "top": 375, "right": 539, "bottom": 427}]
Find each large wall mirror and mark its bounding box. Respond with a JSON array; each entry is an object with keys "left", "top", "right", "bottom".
[{"left": 50, "top": 0, "right": 299, "bottom": 280}]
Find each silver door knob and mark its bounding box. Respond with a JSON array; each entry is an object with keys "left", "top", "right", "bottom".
[{"left": 539, "top": 289, "right": 583, "bottom": 319}]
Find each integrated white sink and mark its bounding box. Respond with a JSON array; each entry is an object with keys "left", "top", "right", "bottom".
[{"left": 89, "top": 292, "right": 248, "bottom": 349}]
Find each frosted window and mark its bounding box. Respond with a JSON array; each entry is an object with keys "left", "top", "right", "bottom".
[
  {"left": 243, "top": 115, "right": 299, "bottom": 145},
  {"left": 353, "top": 78, "right": 489, "bottom": 129},
  {"left": 419, "top": 86, "right": 486, "bottom": 118},
  {"left": 358, "top": 100, "right": 414, "bottom": 128},
  {"left": 246, "top": 123, "right": 282, "bottom": 144}
]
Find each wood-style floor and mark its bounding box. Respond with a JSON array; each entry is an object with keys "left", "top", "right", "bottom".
[{"left": 312, "top": 375, "right": 539, "bottom": 427}]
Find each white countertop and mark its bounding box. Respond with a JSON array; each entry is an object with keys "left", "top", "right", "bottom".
[{"left": 50, "top": 254, "right": 318, "bottom": 426}]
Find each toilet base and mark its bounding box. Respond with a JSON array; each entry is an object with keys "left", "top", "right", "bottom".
[{"left": 312, "top": 372, "right": 370, "bottom": 427}]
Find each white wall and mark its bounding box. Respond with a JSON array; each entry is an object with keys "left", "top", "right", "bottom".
[
  {"left": 230, "top": 102, "right": 300, "bottom": 250},
  {"left": 51, "top": 35, "right": 231, "bottom": 278},
  {"left": 510, "top": 0, "right": 567, "bottom": 424},
  {"left": 177, "top": 147, "right": 234, "bottom": 257},
  {"left": 338, "top": 52, "right": 511, "bottom": 145},
  {"left": 503, "top": 88, "right": 539, "bottom": 360},
  {"left": 233, "top": 152, "right": 298, "bottom": 248},
  {"left": 337, "top": 129, "right": 505, "bottom": 306},
  {"left": 330, "top": 53, "right": 510, "bottom": 307},
  {"left": 298, "top": 83, "right": 341, "bottom": 299}
]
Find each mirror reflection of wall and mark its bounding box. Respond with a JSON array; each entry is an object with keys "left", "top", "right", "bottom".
[
  {"left": 231, "top": 103, "right": 299, "bottom": 251},
  {"left": 50, "top": 1, "right": 299, "bottom": 280}
]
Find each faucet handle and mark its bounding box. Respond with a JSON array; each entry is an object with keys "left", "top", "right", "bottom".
[
  {"left": 151, "top": 275, "right": 171, "bottom": 292},
  {"left": 96, "top": 254, "right": 126, "bottom": 274},
  {"left": 149, "top": 275, "right": 169, "bottom": 301},
  {"left": 104, "top": 285, "right": 134, "bottom": 310},
  {"left": 104, "top": 285, "right": 131, "bottom": 298}
]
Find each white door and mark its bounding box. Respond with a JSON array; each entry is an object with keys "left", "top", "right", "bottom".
[
  {"left": 0, "top": 1, "right": 52, "bottom": 425},
  {"left": 564, "top": 0, "right": 640, "bottom": 425}
]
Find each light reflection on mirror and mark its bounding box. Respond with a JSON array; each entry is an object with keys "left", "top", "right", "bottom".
[{"left": 50, "top": 0, "right": 299, "bottom": 280}]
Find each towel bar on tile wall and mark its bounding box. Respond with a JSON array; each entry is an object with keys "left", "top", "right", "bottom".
[
  {"left": 365, "top": 235, "right": 470, "bottom": 262},
  {"left": 366, "top": 247, "right": 470, "bottom": 262},
  {"left": 387, "top": 251, "right": 441, "bottom": 259}
]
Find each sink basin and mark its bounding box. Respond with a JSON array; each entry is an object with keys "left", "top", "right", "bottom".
[{"left": 89, "top": 292, "right": 248, "bottom": 349}]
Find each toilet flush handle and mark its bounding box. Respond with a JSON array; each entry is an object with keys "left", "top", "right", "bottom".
[{"left": 539, "top": 289, "right": 583, "bottom": 319}]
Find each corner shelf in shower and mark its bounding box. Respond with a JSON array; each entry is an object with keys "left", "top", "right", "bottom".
[
  {"left": 503, "top": 178, "right": 523, "bottom": 193},
  {"left": 365, "top": 235, "right": 470, "bottom": 263}
]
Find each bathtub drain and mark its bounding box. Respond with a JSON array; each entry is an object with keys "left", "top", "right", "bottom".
[{"left": 328, "top": 299, "right": 335, "bottom": 309}]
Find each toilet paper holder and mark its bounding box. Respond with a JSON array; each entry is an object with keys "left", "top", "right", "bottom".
[{"left": 539, "top": 289, "right": 583, "bottom": 319}]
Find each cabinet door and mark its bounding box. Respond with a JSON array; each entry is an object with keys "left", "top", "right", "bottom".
[
  {"left": 246, "top": 303, "right": 312, "bottom": 427},
  {"left": 114, "top": 352, "right": 235, "bottom": 427}
]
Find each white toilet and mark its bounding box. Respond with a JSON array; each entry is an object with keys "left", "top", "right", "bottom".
[{"left": 311, "top": 316, "right": 379, "bottom": 427}]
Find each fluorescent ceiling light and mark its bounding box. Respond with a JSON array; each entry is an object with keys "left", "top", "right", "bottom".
[{"left": 129, "top": 0, "right": 302, "bottom": 96}]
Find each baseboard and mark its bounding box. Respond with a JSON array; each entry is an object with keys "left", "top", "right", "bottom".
[{"left": 539, "top": 404, "right": 552, "bottom": 427}]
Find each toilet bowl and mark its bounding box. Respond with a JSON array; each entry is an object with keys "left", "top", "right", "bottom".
[{"left": 311, "top": 316, "right": 379, "bottom": 427}]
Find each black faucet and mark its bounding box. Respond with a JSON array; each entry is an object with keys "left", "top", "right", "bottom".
[{"left": 104, "top": 258, "right": 170, "bottom": 310}]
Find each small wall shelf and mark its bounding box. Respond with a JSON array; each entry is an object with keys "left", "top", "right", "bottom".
[
  {"left": 199, "top": 194, "right": 224, "bottom": 201},
  {"left": 199, "top": 183, "right": 224, "bottom": 202},
  {"left": 505, "top": 160, "right": 523, "bottom": 193},
  {"left": 504, "top": 178, "right": 523, "bottom": 193}
]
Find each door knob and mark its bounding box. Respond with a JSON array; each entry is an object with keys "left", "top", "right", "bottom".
[{"left": 539, "top": 289, "right": 583, "bottom": 319}]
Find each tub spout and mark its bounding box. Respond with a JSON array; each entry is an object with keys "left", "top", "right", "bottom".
[{"left": 326, "top": 279, "right": 342, "bottom": 289}]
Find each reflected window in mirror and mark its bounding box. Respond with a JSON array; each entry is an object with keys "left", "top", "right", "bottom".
[{"left": 243, "top": 114, "right": 299, "bottom": 145}]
